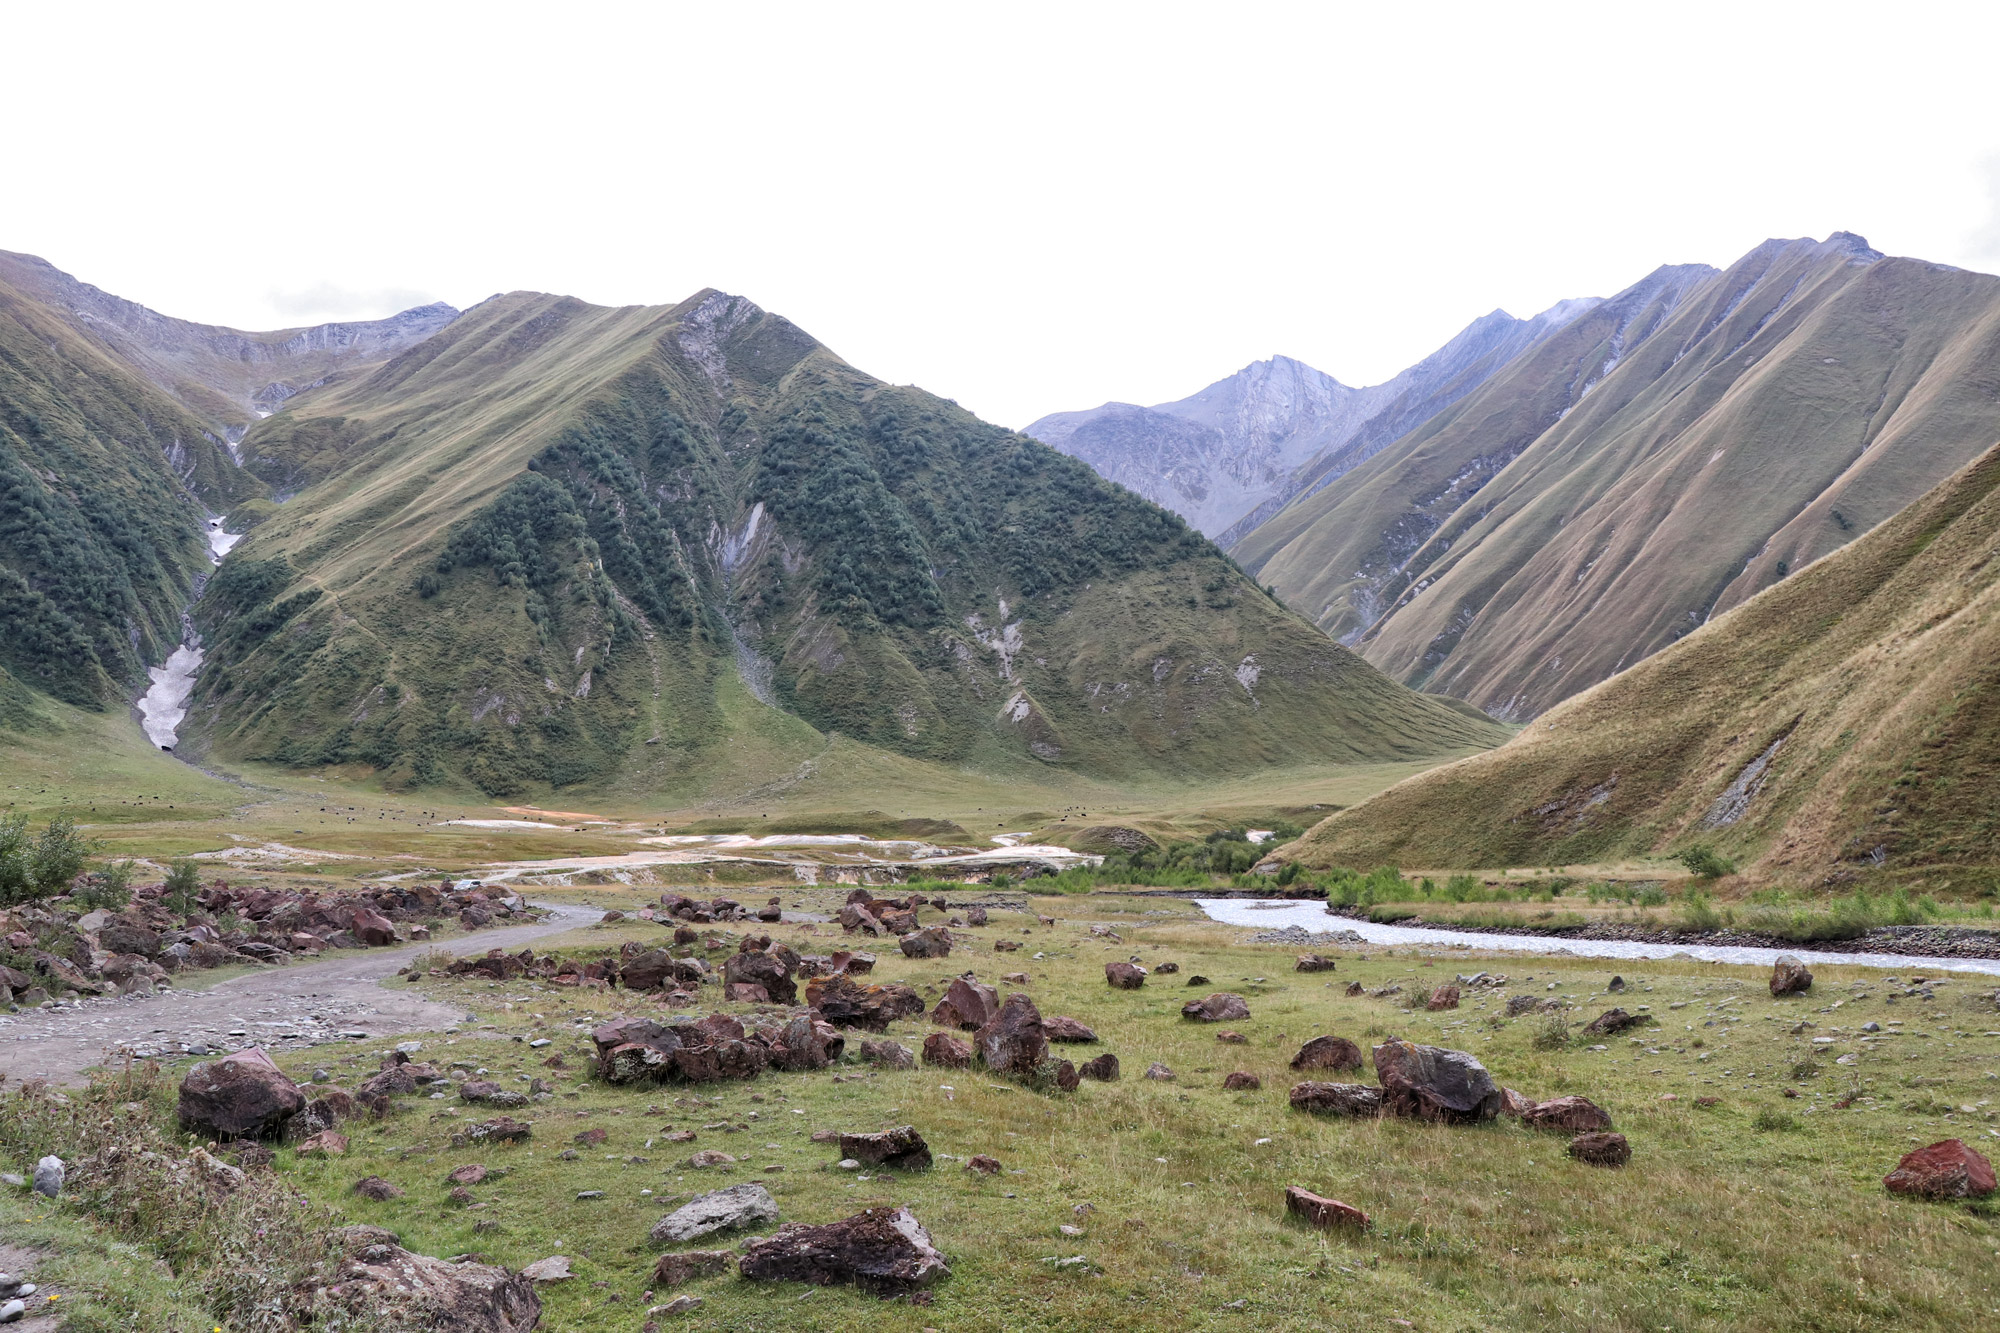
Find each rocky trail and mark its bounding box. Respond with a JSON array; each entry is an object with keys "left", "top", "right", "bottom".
[{"left": 0, "top": 904, "right": 598, "bottom": 1086}]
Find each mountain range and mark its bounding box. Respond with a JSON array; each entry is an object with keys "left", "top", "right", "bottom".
[
  {"left": 1281, "top": 440, "right": 2000, "bottom": 885},
  {"left": 0, "top": 254, "right": 1505, "bottom": 797}
]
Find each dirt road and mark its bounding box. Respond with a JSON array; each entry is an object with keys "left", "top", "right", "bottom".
[{"left": 0, "top": 903, "right": 600, "bottom": 1085}]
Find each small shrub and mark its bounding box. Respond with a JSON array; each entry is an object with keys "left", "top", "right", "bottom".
[
  {"left": 1531, "top": 1011, "right": 1572, "bottom": 1050},
  {"left": 1678, "top": 845, "right": 1737, "bottom": 880},
  {"left": 1679, "top": 892, "right": 1727, "bottom": 931},
  {"left": 1635, "top": 885, "right": 1668, "bottom": 907},
  {"left": 162, "top": 858, "right": 202, "bottom": 917},
  {"left": 1790, "top": 1056, "right": 1822, "bottom": 1080},
  {"left": 1752, "top": 1107, "right": 1801, "bottom": 1133},
  {"left": 73, "top": 859, "right": 135, "bottom": 912}
]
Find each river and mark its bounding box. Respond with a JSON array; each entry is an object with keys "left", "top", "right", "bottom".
[{"left": 1196, "top": 898, "right": 2000, "bottom": 978}]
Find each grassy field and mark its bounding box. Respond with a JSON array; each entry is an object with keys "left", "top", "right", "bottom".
[{"left": 24, "top": 889, "right": 1999, "bottom": 1332}]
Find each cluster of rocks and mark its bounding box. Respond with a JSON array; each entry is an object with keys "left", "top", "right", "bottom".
[
  {"left": 648, "top": 1179, "right": 948, "bottom": 1299},
  {"left": 655, "top": 892, "right": 779, "bottom": 925},
  {"left": 920, "top": 980, "right": 1107, "bottom": 1088},
  {"left": 1288, "top": 1035, "right": 1629, "bottom": 1166},
  {"left": 593, "top": 1011, "right": 847, "bottom": 1084},
  {"left": 323, "top": 1225, "right": 540, "bottom": 1332},
  {"left": 0, "top": 878, "right": 525, "bottom": 1008},
  {"left": 439, "top": 933, "right": 879, "bottom": 1006},
  {"left": 835, "top": 890, "right": 977, "bottom": 938}
]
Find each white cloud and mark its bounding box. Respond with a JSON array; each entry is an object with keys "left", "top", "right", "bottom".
[{"left": 264, "top": 284, "right": 444, "bottom": 323}]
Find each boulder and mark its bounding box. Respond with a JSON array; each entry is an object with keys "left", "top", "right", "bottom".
[
  {"left": 1289, "top": 1036, "right": 1364, "bottom": 1072},
  {"left": 1289, "top": 1082, "right": 1383, "bottom": 1118},
  {"left": 859, "top": 1039, "right": 914, "bottom": 1070},
  {"left": 448, "top": 1164, "right": 488, "bottom": 1186},
  {"left": 1498, "top": 1087, "right": 1536, "bottom": 1118},
  {"left": 459, "top": 1081, "right": 529, "bottom": 1109},
  {"left": 1372, "top": 1039, "right": 1502, "bottom": 1123},
  {"left": 1042, "top": 1016, "right": 1097, "bottom": 1043},
  {"left": 1055, "top": 1060, "right": 1080, "bottom": 1092},
  {"left": 31, "top": 1155, "right": 62, "bottom": 1198},
  {"left": 839, "top": 1126, "right": 932, "bottom": 1171},
  {"left": 1222, "top": 1071, "right": 1261, "bottom": 1091},
  {"left": 649, "top": 1183, "right": 780, "bottom": 1244},
  {"left": 1295, "top": 954, "right": 1337, "bottom": 973},
  {"left": 1284, "top": 1185, "right": 1368, "bottom": 1229},
  {"left": 724, "top": 983, "right": 771, "bottom": 1003},
  {"left": 723, "top": 950, "right": 796, "bottom": 1004},
  {"left": 738, "top": 1206, "right": 950, "bottom": 1297},
  {"left": 1582, "top": 1008, "right": 1646, "bottom": 1036},
  {"left": 1426, "top": 984, "right": 1460, "bottom": 1011},
  {"left": 1078, "top": 1053, "right": 1120, "bottom": 1081},
  {"left": 296, "top": 1130, "right": 349, "bottom": 1157},
  {"left": 100, "top": 923, "right": 160, "bottom": 958},
  {"left": 321, "top": 1225, "right": 539, "bottom": 1332},
  {"left": 1568, "top": 1131, "right": 1631, "bottom": 1167},
  {"left": 653, "top": 1250, "right": 731, "bottom": 1287},
  {"left": 619, "top": 949, "right": 679, "bottom": 991},
  {"left": 935, "top": 977, "right": 999, "bottom": 1030},
  {"left": 1883, "top": 1139, "right": 1997, "bottom": 1199},
  {"left": 1104, "top": 961, "right": 1146, "bottom": 989},
  {"left": 964, "top": 906, "right": 989, "bottom": 926},
  {"left": 922, "top": 1033, "right": 973, "bottom": 1068},
  {"left": 898, "top": 927, "right": 953, "bottom": 959},
  {"left": 454, "top": 1118, "right": 533, "bottom": 1148},
  {"left": 1523, "top": 1095, "right": 1613, "bottom": 1133},
  {"left": 350, "top": 908, "right": 398, "bottom": 947},
  {"left": 1770, "top": 955, "right": 1813, "bottom": 997},
  {"left": 1182, "top": 993, "right": 1251, "bottom": 1023},
  {"left": 1143, "top": 1062, "right": 1176, "bottom": 1081},
  {"left": 1504, "top": 994, "right": 1541, "bottom": 1016},
  {"left": 178, "top": 1047, "right": 307, "bottom": 1140},
  {"left": 964, "top": 1154, "right": 1002, "bottom": 1175},
  {"left": 805, "top": 975, "right": 925, "bottom": 1033},
  {"left": 352, "top": 1176, "right": 404, "bottom": 1201},
  {"left": 519, "top": 1256, "right": 571, "bottom": 1284},
  {"left": 972, "top": 993, "right": 1049, "bottom": 1075}
]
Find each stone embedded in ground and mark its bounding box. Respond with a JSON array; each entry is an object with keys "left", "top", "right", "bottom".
[
  {"left": 1770, "top": 955, "right": 1813, "bottom": 997},
  {"left": 322, "top": 1225, "right": 539, "bottom": 1332},
  {"left": 1883, "top": 1139, "right": 1997, "bottom": 1199},
  {"left": 724, "top": 949, "right": 797, "bottom": 1004},
  {"left": 1216, "top": 1030, "right": 1247, "bottom": 1044},
  {"left": 974, "top": 993, "right": 1050, "bottom": 1076},
  {"left": 899, "top": 926, "right": 954, "bottom": 959},
  {"left": 1182, "top": 993, "right": 1251, "bottom": 1023},
  {"left": 1185, "top": 974, "right": 1211, "bottom": 987},
  {"left": 220, "top": 1140, "right": 275, "bottom": 1170},
  {"left": 1104, "top": 962, "right": 1146, "bottom": 989},
  {"left": 1002, "top": 972, "right": 1030, "bottom": 984},
  {"left": 840, "top": 1126, "right": 933, "bottom": 1171},
  {"left": 1568, "top": 1131, "right": 1631, "bottom": 1167},
  {"left": 30, "top": 1156, "right": 61, "bottom": 1198},
  {"left": 1295, "top": 954, "right": 1338, "bottom": 973},
  {"left": 1143, "top": 1062, "right": 1176, "bottom": 1081},
  {"left": 724, "top": 983, "right": 771, "bottom": 1003},
  {"left": 739, "top": 1206, "right": 950, "bottom": 1297},
  {"left": 653, "top": 1250, "right": 732, "bottom": 1286},
  {"left": 1524, "top": 1095, "right": 1613, "bottom": 1133},
  {"left": 1078, "top": 1053, "right": 1120, "bottom": 1081},
  {"left": 1582, "top": 1008, "right": 1645, "bottom": 1036},
  {"left": 965, "top": 906, "right": 988, "bottom": 926},
  {"left": 859, "top": 1039, "right": 915, "bottom": 1070},
  {"left": 519, "top": 1256, "right": 572, "bottom": 1283},
  {"left": 686, "top": 1150, "right": 737, "bottom": 1169},
  {"left": 806, "top": 975, "right": 925, "bottom": 1033},
  {"left": 178, "top": 1046, "right": 307, "bottom": 1140},
  {"left": 460, "top": 1080, "right": 530, "bottom": 1109},
  {"left": 352, "top": 1176, "right": 405, "bottom": 1201},
  {"left": 1426, "top": 984, "right": 1461, "bottom": 1011},
  {"left": 455, "top": 1118, "right": 533, "bottom": 1148},
  {"left": 650, "top": 1183, "right": 780, "bottom": 1244},
  {"left": 937, "top": 976, "right": 999, "bottom": 1029},
  {"left": 296, "top": 1130, "right": 349, "bottom": 1157},
  {"left": 964, "top": 1154, "right": 1002, "bottom": 1175},
  {"left": 1373, "top": 1039, "right": 1502, "bottom": 1123},
  {"left": 1056, "top": 1060, "right": 1080, "bottom": 1092},
  {"left": 1289, "top": 1036, "right": 1364, "bottom": 1072},
  {"left": 1042, "top": 1015, "right": 1097, "bottom": 1043},
  {"left": 1499, "top": 1088, "right": 1535, "bottom": 1118},
  {"left": 449, "top": 1164, "right": 488, "bottom": 1186},
  {"left": 1289, "top": 1082, "right": 1384, "bottom": 1117},
  {"left": 922, "top": 1033, "right": 973, "bottom": 1068},
  {"left": 1223, "top": 1071, "right": 1261, "bottom": 1091},
  {"left": 1284, "top": 1185, "right": 1369, "bottom": 1229}
]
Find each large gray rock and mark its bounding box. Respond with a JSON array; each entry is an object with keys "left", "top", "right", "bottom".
[
  {"left": 1289, "top": 1082, "right": 1383, "bottom": 1117},
  {"left": 739, "top": 1206, "right": 949, "bottom": 1296},
  {"left": 178, "top": 1047, "right": 307, "bottom": 1140},
  {"left": 31, "top": 1156, "right": 62, "bottom": 1198},
  {"left": 323, "top": 1225, "right": 539, "bottom": 1331},
  {"left": 649, "top": 1183, "right": 780, "bottom": 1245},
  {"left": 1372, "top": 1039, "right": 1502, "bottom": 1122}
]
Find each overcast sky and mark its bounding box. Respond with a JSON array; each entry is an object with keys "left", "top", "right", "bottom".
[{"left": 11, "top": 2, "right": 2000, "bottom": 429}]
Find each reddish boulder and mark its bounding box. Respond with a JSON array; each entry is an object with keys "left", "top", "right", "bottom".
[
  {"left": 1223, "top": 1071, "right": 1261, "bottom": 1091},
  {"left": 178, "top": 1047, "right": 307, "bottom": 1140},
  {"left": 296, "top": 1130, "right": 349, "bottom": 1157},
  {"left": 1372, "top": 1039, "right": 1502, "bottom": 1122},
  {"left": 739, "top": 1206, "right": 950, "bottom": 1297},
  {"left": 1583, "top": 1008, "right": 1646, "bottom": 1036},
  {"left": 1770, "top": 955, "right": 1813, "bottom": 996},
  {"left": 1043, "top": 1015, "right": 1097, "bottom": 1043},
  {"left": 1523, "top": 1095, "right": 1613, "bottom": 1133},
  {"left": 1426, "top": 984, "right": 1461, "bottom": 1011},
  {"left": 350, "top": 908, "right": 398, "bottom": 947},
  {"left": 964, "top": 1154, "right": 1001, "bottom": 1175},
  {"left": 1568, "top": 1131, "right": 1631, "bottom": 1167},
  {"left": 859, "top": 1039, "right": 914, "bottom": 1070},
  {"left": 933, "top": 977, "right": 999, "bottom": 1030},
  {"left": 806, "top": 975, "right": 925, "bottom": 1033},
  {"left": 839, "top": 1126, "right": 932, "bottom": 1171},
  {"left": 1498, "top": 1087, "right": 1536, "bottom": 1118},
  {"left": 1055, "top": 1060, "right": 1080, "bottom": 1092},
  {"left": 352, "top": 1175, "right": 404, "bottom": 1200},
  {"left": 922, "top": 1032, "right": 973, "bottom": 1068},
  {"left": 899, "top": 926, "right": 953, "bottom": 959},
  {"left": 1884, "top": 1139, "right": 1996, "bottom": 1199},
  {"left": 653, "top": 1250, "right": 731, "bottom": 1287},
  {"left": 973, "top": 992, "right": 1049, "bottom": 1076},
  {"left": 1295, "top": 954, "right": 1337, "bottom": 973},
  {"left": 1104, "top": 961, "right": 1147, "bottom": 989},
  {"left": 1182, "top": 993, "right": 1251, "bottom": 1023},
  {"left": 1285, "top": 1185, "right": 1369, "bottom": 1229},
  {"left": 1289, "top": 1082, "right": 1383, "bottom": 1118},
  {"left": 723, "top": 949, "right": 796, "bottom": 1004},
  {"left": 1289, "top": 1036, "right": 1364, "bottom": 1072},
  {"left": 1078, "top": 1053, "right": 1120, "bottom": 1081},
  {"left": 322, "top": 1225, "right": 538, "bottom": 1332}
]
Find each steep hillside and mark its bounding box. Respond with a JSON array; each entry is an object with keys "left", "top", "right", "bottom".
[
  {"left": 0, "top": 267, "right": 236, "bottom": 708},
  {"left": 1241, "top": 234, "right": 2000, "bottom": 719},
  {"left": 0, "top": 250, "right": 457, "bottom": 437},
  {"left": 1280, "top": 443, "right": 2000, "bottom": 883},
  {"left": 190, "top": 290, "right": 1506, "bottom": 796},
  {"left": 1029, "top": 301, "right": 1594, "bottom": 539}
]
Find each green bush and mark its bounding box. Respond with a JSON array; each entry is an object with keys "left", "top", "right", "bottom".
[
  {"left": 0, "top": 813, "right": 94, "bottom": 904},
  {"left": 162, "top": 858, "right": 202, "bottom": 916},
  {"left": 73, "top": 858, "right": 134, "bottom": 911},
  {"left": 1678, "top": 891, "right": 1728, "bottom": 931},
  {"left": 1677, "top": 844, "right": 1737, "bottom": 879}
]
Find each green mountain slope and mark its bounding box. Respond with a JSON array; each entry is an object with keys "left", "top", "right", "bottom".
[
  {"left": 1239, "top": 234, "right": 2000, "bottom": 720},
  {"left": 0, "top": 267, "right": 236, "bottom": 707},
  {"left": 189, "top": 289, "right": 1506, "bottom": 796},
  {"left": 1280, "top": 442, "right": 2000, "bottom": 882}
]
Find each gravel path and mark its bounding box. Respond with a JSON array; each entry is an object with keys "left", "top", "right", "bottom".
[{"left": 0, "top": 903, "right": 600, "bottom": 1086}]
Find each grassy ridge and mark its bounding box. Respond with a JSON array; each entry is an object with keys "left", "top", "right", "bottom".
[{"left": 1281, "top": 442, "right": 2000, "bottom": 885}]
